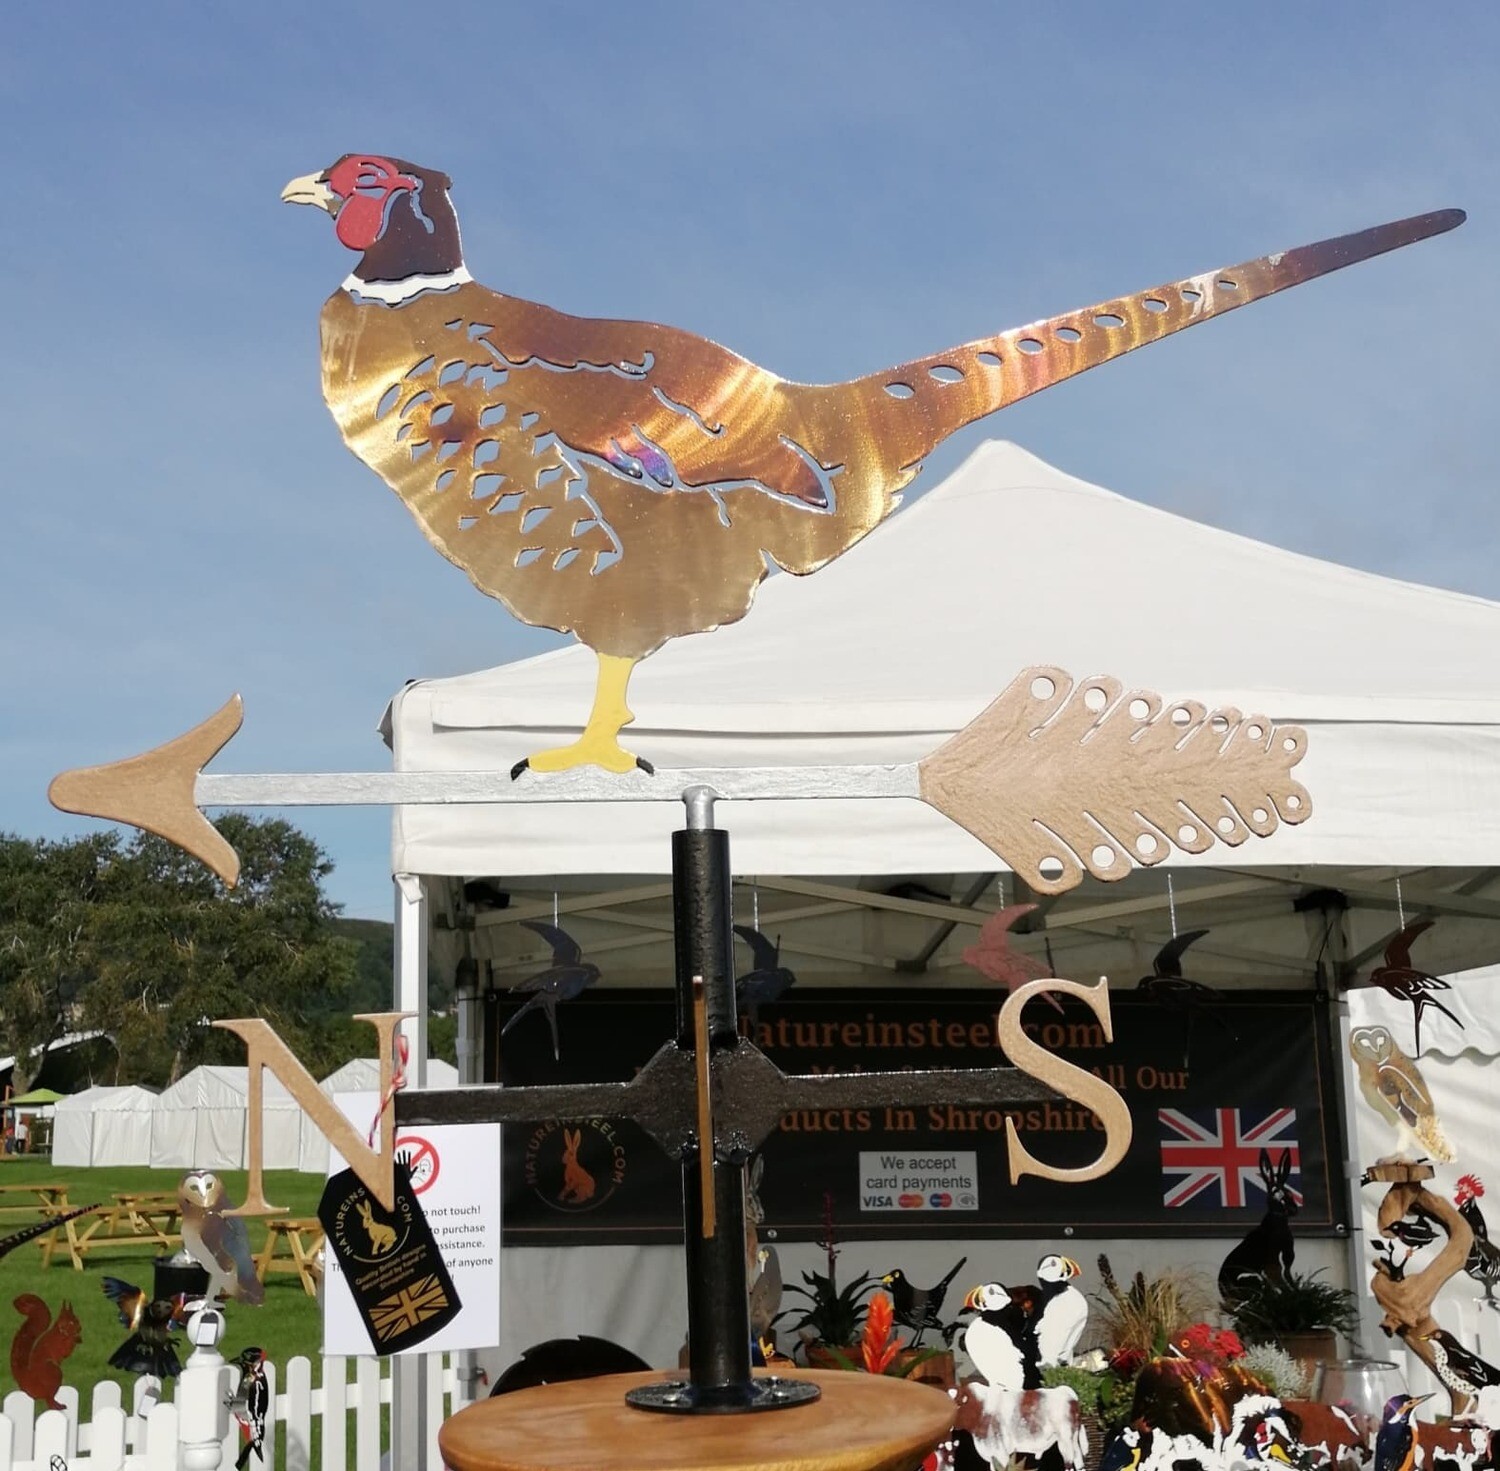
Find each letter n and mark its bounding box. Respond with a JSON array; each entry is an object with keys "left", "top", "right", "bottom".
[{"left": 213, "top": 1012, "right": 407, "bottom": 1215}]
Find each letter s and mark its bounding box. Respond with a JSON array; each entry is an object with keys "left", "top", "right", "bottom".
[{"left": 997, "top": 978, "right": 1131, "bottom": 1184}]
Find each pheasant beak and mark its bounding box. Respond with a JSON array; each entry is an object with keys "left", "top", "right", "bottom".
[{"left": 281, "top": 172, "right": 339, "bottom": 214}]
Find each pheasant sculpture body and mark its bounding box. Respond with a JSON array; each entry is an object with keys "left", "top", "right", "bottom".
[{"left": 285, "top": 155, "right": 1461, "bottom": 774}]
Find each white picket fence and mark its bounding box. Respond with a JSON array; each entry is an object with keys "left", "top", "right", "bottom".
[{"left": 0, "top": 1352, "right": 475, "bottom": 1471}]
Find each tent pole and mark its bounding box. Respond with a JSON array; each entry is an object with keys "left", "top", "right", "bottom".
[
  {"left": 452, "top": 882, "right": 488, "bottom": 1407},
  {"left": 391, "top": 872, "right": 433, "bottom": 1466},
  {"left": 1314, "top": 890, "right": 1371, "bottom": 1352}
]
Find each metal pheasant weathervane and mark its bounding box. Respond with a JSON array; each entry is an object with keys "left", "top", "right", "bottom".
[
  {"left": 50, "top": 154, "right": 1463, "bottom": 898},
  {"left": 43, "top": 157, "right": 1465, "bottom": 1451}
]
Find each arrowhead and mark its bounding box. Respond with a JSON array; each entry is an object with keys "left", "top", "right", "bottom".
[{"left": 49, "top": 695, "right": 245, "bottom": 886}]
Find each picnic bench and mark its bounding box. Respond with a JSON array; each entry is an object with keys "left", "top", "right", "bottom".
[
  {"left": 0, "top": 1181, "right": 70, "bottom": 1222},
  {"left": 38, "top": 1190, "right": 182, "bottom": 1270},
  {"left": 255, "top": 1216, "right": 324, "bottom": 1297}
]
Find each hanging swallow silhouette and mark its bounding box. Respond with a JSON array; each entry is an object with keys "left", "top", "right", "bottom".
[
  {"left": 501, "top": 919, "right": 602, "bottom": 1061},
  {"left": 962, "top": 903, "right": 1063, "bottom": 1014},
  {"left": 1355, "top": 920, "right": 1461, "bottom": 1056},
  {"left": 733, "top": 925, "right": 798, "bottom": 1015},
  {"left": 1136, "top": 929, "right": 1235, "bottom": 1067}
]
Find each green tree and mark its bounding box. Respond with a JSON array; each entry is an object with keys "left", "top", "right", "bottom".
[
  {"left": 0, "top": 833, "right": 114, "bottom": 1091},
  {"left": 0, "top": 817, "right": 362, "bottom": 1089}
]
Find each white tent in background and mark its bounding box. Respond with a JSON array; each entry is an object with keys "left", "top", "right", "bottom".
[
  {"left": 52, "top": 1085, "right": 157, "bottom": 1168},
  {"left": 297, "top": 1057, "right": 459, "bottom": 1173},
  {"left": 148, "top": 1066, "right": 301, "bottom": 1171}
]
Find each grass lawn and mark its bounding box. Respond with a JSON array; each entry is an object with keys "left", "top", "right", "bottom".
[{"left": 0, "top": 1158, "right": 324, "bottom": 1399}]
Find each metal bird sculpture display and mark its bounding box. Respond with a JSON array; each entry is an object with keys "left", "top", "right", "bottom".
[
  {"left": 101, "top": 1275, "right": 187, "bottom": 1379},
  {"left": 961, "top": 903, "right": 1062, "bottom": 1015},
  {"left": 1354, "top": 921, "right": 1462, "bottom": 1056},
  {"left": 500, "top": 919, "right": 602, "bottom": 1062},
  {"left": 228, "top": 1346, "right": 271, "bottom": 1469},
  {"left": 882, "top": 1257, "right": 968, "bottom": 1348},
  {"left": 283, "top": 154, "right": 1461, "bottom": 775},
  {"left": 733, "top": 925, "right": 798, "bottom": 1015},
  {"left": 1349, "top": 1024, "right": 1455, "bottom": 1162},
  {"left": 178, "top": 1169, "right": 264, "bottom": 1305},
  {"left": 1373, "top": 1393, "right": 1430, "bottom": 1471},
  {"left": 1453, "top": 1176, "right": 1500, "bottom": 1310},
  {"left": 1136, "top": 929, "right": 1235, "bottom": 1066}
]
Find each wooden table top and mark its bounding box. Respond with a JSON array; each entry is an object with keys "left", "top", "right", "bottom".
[{"left": 438, "top": 1369, "right": 954, "bottom": 1471}]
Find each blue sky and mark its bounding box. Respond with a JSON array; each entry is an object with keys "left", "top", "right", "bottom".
[{"left": 2, "top": 4, "right": 1495, "bottom": 918}]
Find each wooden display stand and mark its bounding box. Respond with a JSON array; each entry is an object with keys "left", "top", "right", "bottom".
[
  {"left": 1365, "top": 1159, "right": 1474, "bottom": 1415},
  {"left": 438, "top": 1369, "right": 954, "bottom": 1471}
]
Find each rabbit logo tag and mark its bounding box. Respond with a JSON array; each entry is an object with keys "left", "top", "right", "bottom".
[
  {"left": 523, "top": 1119, "right": 627, "bottom": 1213},
  {"left": 318, "top": 1159, "right": 462, "bottom": 1354}
]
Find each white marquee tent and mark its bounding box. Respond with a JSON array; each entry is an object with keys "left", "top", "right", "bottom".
[
  {"left": 52, "top": 1085, "right": 157, "bottom": 1168},
  {"left": 381, "top": 440, "right": 1500, "bottom": 1368},
  {"left": 149, "top": 1066, "right": 302, "bottom": 1171}
]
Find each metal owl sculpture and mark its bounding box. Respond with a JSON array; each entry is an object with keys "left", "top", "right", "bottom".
[{"left": 283, "top": 154, "right": 1461, "bottom": 776}]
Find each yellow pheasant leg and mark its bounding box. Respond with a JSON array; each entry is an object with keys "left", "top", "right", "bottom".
[{"left": 516, "top": 654, "right": 651, "bottom": 776}]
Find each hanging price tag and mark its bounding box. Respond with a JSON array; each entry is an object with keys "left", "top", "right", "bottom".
[{"left": 318, "top": 1159, "right": 461, "bottom": 1355}]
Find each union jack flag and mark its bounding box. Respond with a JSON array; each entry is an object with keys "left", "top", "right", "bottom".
[{"left": 1159, "top": 1107, "right": 1302, "bottom": 1209}]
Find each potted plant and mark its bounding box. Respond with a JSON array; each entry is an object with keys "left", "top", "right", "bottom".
[
  {"left": 783, "top": 1192, "right": 876, "bottom": 1366},
  {"left": 1225, "top": 1268, "right": 1359, "bottom": 1371}
]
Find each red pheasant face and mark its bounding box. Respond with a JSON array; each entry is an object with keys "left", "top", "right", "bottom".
[
  {"left": 324, "top": 155, "right": 421, "bottom": 251},
  {"left": 284, "top": 154, "right": 463, "bottom": 283}
]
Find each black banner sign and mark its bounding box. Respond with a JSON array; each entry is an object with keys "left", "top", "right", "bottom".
[{"left": 489, "top": 988, "right": 1342, "bottom": 1246}]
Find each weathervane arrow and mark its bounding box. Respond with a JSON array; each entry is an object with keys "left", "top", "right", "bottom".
[{"left": 49, "top": 665, "right": 1311, "bottom": 895}]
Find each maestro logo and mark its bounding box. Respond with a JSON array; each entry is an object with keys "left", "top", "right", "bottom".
[{"left": 524, "top": 1118, "right": 627, "bottom": 1213}]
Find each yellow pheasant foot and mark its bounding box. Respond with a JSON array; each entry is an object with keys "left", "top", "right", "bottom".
[
  {"left": 509, "top": 653, "right": 652, "bottom": 779},
  {"left": 512, "top": 733, "right": 653, "bottom": 779}
]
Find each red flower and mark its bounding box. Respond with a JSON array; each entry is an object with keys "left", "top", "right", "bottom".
[
  {"left": 861, "top": 1291, "right": 900, "bottom": 1375},
  {"left": 1110, "top": 1347, "right": 1146, "bottom": 1377},
  {"left": 1213, "top": 1329, "right": 1245, "bottom": 1361}
]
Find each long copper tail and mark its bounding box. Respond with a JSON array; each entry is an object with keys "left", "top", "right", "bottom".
[{"left": 854, "top": 209, "right": 1464, "bottom": 466}]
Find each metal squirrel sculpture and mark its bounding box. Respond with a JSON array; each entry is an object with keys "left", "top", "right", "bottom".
[
  {"left": 1218, "top": 1149, "right": 1299, "bottom": 1303},
  {"left": 10, "top": 1295, "right": 82, "bottom": 1410}
]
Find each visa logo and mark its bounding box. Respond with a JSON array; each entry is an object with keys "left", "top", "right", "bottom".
[
  {"left": 929, "top": 1192, "right": 953, "bottom": 1208},
  {"left": 898, "top": 1193, "right": 924, "bottom": 1208},
  {"left": 862, "top": 1194, "right": 894, "bottom": 1209}
]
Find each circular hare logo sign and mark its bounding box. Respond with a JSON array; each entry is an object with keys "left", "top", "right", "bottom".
[{"left": 523, "top": 1118, "right": 627, "bottom": 1213}]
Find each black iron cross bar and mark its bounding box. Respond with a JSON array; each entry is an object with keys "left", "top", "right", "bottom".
[
  {"left": 391, "top": 803, "right": 1064, "bottom": 1416},
  {"left": 395, "top": 1036, "right": 1054, "bottom": 1161}
]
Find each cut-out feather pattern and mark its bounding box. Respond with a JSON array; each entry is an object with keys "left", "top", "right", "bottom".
[{"left": 919, "top": 667, "right": 1311, "bottom": 895}]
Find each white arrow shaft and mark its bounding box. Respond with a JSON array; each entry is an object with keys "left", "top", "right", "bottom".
[{"left": 194, "top": 764, "right": 921, "bottom": 808}]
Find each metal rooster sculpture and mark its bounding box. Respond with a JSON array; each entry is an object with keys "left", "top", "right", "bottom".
[{"left": 285, "top": 154, "right": 1461, "bottom": 774}]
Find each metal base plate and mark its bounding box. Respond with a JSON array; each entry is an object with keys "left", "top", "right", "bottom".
[{"left": 624, "top": 1376, "right": 821, "bottom": 1415}]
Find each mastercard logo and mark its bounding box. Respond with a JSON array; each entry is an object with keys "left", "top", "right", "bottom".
[{"left": 898, "top": 1193, "right": 925, "bottom": 1208}]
